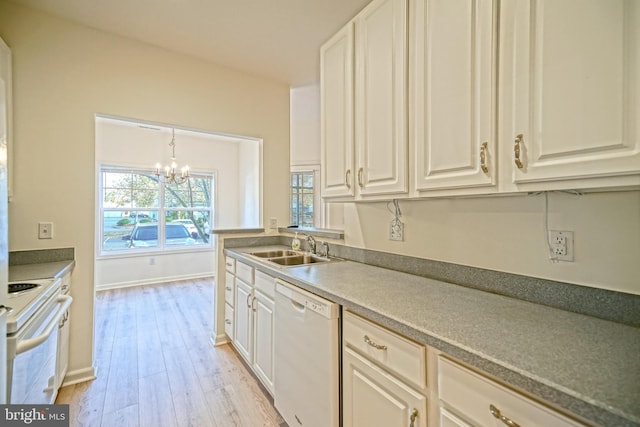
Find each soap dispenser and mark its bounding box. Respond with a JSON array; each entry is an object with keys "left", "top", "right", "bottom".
[{"left": 291, "top": 232, "right": 301, "bottom": 250}]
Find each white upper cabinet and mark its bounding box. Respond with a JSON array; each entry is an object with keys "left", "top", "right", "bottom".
[
  {"left": 413, "top": 0, "right": 497, "bottom": 193},
  {"left": 499, "top": 0, "right": 640, "bottom": 191},
  {"left": 355, "top": 0, "right": 409, "bottom": 197},
  {"left": 321, "top": 24, "right": 355, "bottom": 198},
  {"left": 321, "top": 0, "right": 409, "bottom": 200}
]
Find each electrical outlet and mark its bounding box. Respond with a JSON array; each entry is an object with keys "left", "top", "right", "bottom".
[
  {"left": 38, "top": 222, "right": 53, "bottom": 239},
  {"left": 549, "top": 230, "right": 574, "bottom": 261},
  {"left": 269, "top": 218, "right": 278, "bottom": 229},
  {"left": 389, "top": 220, "right": 404, "bottom": 241}
]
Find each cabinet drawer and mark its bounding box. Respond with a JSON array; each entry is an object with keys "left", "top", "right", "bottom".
[
  {"left": 224, "top": 272, "right": 235, "bottom": 306},
  {"left": 225, "top": 256, "right": 236, "bottom": 273},
  {"left": 60, "top": 273, "right": 71, "bottom": 294},
  {"left": 438, "top": 356, "right": 584, "bottom": 427},
  {"left": 254, "top": 270, "right": 275, "bottom": 299},
  {"left": 224, "top": 303, "right": 234, "bottom": 339},
  {"left": 343, "top": 311, "right": 426, "bottom": 390},
  {"left": 236, "top": 261, "right": 253, "bottom": 284}
]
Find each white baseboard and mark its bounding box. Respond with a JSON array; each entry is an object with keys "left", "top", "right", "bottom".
[
  {"left": 211, "top": 332, "right": 229, "bottom": 347},
  {"left": 62, "top": 366, "right": 97, "bottom": 387},
  {"left": 96, "top": 273, "right": 215, "bottom": 291}
]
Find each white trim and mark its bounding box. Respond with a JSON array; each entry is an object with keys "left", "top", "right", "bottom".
[
  {"left": 96, "top": 273, "right": 215, "bottom": 292},
  {"left": 212, "top": 333, "right": 230, "bottom": 347},
  {"left": 61, "top": 366, "right": 97, "bottom": 387}
]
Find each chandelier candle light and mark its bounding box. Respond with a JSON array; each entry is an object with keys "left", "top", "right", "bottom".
[{"left": 155, "top": 128, "right": 190, "bottom": 185}]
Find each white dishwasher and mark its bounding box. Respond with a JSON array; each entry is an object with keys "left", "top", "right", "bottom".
[{"left": 274, "top": 279, "right": 340, "bottom": 427}]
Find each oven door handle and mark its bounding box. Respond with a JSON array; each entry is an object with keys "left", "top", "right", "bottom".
[{"left": 16, "top": 295, "right": 73, "bottom": 355}]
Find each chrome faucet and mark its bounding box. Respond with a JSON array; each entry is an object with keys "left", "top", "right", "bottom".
[{"left": 303, "top": 234, "right": 317, "bottom": 254}]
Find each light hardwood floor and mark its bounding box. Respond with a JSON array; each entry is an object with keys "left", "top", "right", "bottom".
[{"left": 56, "top": 278, "right": 286, "bottom": 427}]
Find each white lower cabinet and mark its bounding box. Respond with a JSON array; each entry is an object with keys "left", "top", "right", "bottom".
[
  {"left": 55, "top": 273, "right": 72, "bottom": 389},
  {"left": 224, "top": 303, "right": 234, "bottom": 340},
  {"left": 252, "top": 287, "right": 274, "bottom": 393},
  {"left": 437, "top": 356, "right": 585, "bottom": 427},
  {"left": 229, "top": 261, "right": 275, "bottom": 395},
  {"left": 343, "top": 311, "right": 427, "bottom": 427},
  {"left": 344, "top": 348, "right": 427, "bottom": 427},
  {"left": 439, "top": 407, "right": 471, "bottom": 427},
  {"left": 234, "top": 277, "right": 253, "bottom": 362}
]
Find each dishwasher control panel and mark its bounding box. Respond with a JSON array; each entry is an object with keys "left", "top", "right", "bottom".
[{"left": 305, "top": 299, "right": 330, "bottom": 317}]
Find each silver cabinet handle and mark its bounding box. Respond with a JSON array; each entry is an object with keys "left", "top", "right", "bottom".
[
  {"left": 246, "top": 293, "right": 252, "bottom": 308},
  {"left": 357, "top": 167, "right": 364, "bottom": 188},
  {"left": 345, "top": 169, "right": 351, "bottom": 189},
  {"left": 409, "top": 408, "right": 419, "bottom": 427},
  {"left": 251, "top": 296, "right": 257, "bottom": 312},
  {"left": 514, "top": 134, "right": 524, "bottom": 169},
  {"left": 226, "top": 262, "right": 233, "bottom": 267},
  {"left": 489, "top": 404, "right": 521, "bottom": 427},
  {"left": 480, "top": 142, "right": 489, "bottom": 173},
  {"left": 363, "top": 335, "right": 387, "bottom": 350},
  {"left": 225, "top": 319, "right": 232, "bottom": 325},
  {"left": 226, "top": 286, "right": 232, "bottom": 291}
]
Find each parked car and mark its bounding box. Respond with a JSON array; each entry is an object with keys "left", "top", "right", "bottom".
[
  {"left": 129, "top": 212, "right": 150, "bottom": 218},
  {"left": 122, "top": 223, "right": 195, "bottom": 248},
  {"left": 171, "top": 219, "right": 199, "bottom": 238}
]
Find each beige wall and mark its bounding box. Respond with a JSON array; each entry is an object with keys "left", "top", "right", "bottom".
[
  {"left": 344, "top": 190, "right": 640, "bottom": 295},
  {"left": 0, "top": 0, "right": 290, "bottom": 380}
]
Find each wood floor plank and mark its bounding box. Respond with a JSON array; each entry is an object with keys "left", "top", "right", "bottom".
[
  {"left": 139, "top": 372, "right": 178, "bottom": 427},
  {"left": 56, "top": 277, "right": 285, "bottom": 427},
  {"left": 103, "top": 335, "right": 139, "bottom": 414},
  {"left": 101, "top": 404, "right": 139, "bottom": 427},
  {"left": 163, "top": 346, "right": 218, "bottom": 427}
]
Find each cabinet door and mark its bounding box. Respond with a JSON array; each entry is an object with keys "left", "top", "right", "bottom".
[
  {"left": 224, "top": 303, "right": 234, "bottom": 340},
  {"left": 233, "top": 279, "right": 253, "bottom": 363},
  {"left": 355, "top": 0, "right": 409, "bottom": 196},
  {"left": 501, "top": 0, "right": 640, "bottom": 188},
  {"left": 55, "top": 308, "right": 71, "bottom": 389},
  {"left": 414, "top": 0, "right": 496, "bottom": 192},
  {"left": 321, "top": 23, "right": 355, "bottom": 198},
  {"left": 343, "top": 348, "right": 427, "bottom": 427},
  {"left": 224, "top": 271, "right": 235, "bottom": 306},
  {"left": 252, "top": 290, "right": 274, "bottom": 394},
  {"left": 439, "top": 408, "right": 472, "bottom": 427}
]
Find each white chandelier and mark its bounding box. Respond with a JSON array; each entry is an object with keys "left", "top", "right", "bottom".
[{"left": 155, "top": 128, "right": 190, "bottom": 185}]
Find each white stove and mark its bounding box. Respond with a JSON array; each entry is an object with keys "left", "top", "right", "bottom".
[
  {"left": 5, "top": 277, "right": 72, "bottom": 404},
  {"left": 6, "top": 278, "right": 61, "bottom": 334}
]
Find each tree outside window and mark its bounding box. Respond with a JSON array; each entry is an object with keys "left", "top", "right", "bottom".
[
  {"left": 290, "top": 171, "right": 315, "bottom": 227},
  {"left": 100, "top": 168, "right": 213, "bottom": 253}
]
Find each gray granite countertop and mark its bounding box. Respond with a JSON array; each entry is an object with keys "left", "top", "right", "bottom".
[
  {"left": 9, "top": 260, "right": 75, "bottom": 282},
  {"left": 226, "top": 246, "right": 640, "bottom": 427}
]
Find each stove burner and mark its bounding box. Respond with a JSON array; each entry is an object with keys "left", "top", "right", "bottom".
[{"left": 8, "top": 283, "right": 42, "bottom": 294}]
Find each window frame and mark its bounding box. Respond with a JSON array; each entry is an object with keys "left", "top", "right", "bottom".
[
  {"left": 97, "top": 165, "right": 215, "bottom": 257},
  {"left": 290, "top": 165, "right": 321, "bottom": 228}
]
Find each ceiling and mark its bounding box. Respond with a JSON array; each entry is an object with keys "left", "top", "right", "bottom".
[{"left": 9, "top": 0, "right": 371, "bottom": 87}]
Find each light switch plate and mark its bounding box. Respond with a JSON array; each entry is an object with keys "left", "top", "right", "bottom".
[{"left": 38, "top": 222, "right": 54, "bottom": 239}]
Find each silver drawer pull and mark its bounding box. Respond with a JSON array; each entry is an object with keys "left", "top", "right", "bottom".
[
  {"left": 363, "top": 335, "right": 387, "bottom": 351},
  {"left": 226, "top": 286, "right": 232, "bottom": 291},
  {"left": 489, "top": 404, "right": 521, "bottom": 427}
]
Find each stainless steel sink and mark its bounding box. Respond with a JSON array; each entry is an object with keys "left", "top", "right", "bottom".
[
  {"left": 248, "top": 249, "right": 338, "bottom": 267},
  {"left": 250, "top": 250, "right": 299, "bottom": 258},
  {"left": 268, "top": 254, "right": 329, "bottom": 266}
]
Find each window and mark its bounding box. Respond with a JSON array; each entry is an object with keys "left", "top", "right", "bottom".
[
  {"left": 290, "top": 171, "right": 315, "bottom": 227},
  {"left": 100, "top": 167, "right": 213, "bottom": 253}
]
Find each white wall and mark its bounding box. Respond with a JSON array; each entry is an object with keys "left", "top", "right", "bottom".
[
  {"left": 345, "top": 191, "right": 640, "bottom": 295},
  {"left": 0, "top": 0, "right": 290, "bottom": 382},
  {"left": 290, "top": 84, "right": 320, "bottom": 166}
]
